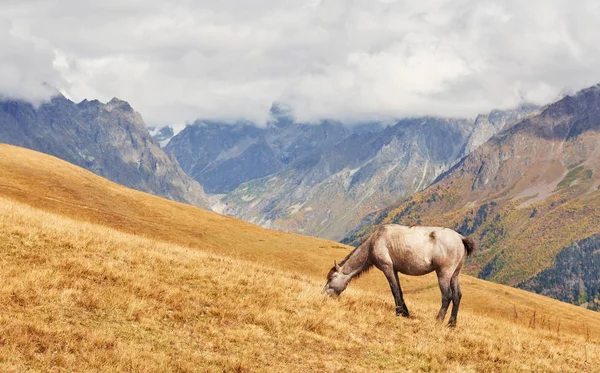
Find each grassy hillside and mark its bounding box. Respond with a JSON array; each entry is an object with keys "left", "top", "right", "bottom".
[
  {"left": 1, "top": 198, "right": 599, "bottom": 372},
  {"left": 1, "top": 144, "right": 600, "bottom": 371},
  {"left": 0, "top": 144, "right": 344, "bottom": 276}
]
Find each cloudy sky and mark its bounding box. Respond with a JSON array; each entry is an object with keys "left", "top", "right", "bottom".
[{"left": 2, "top": 0, "right": 600, "bottom": 126}]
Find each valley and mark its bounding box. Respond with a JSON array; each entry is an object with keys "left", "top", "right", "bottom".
[{"left": 159, "top": 105, "right": 537, "bottom": 240}]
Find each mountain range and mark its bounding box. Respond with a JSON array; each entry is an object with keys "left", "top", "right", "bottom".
[
  {"left": 164, "top": 107, "right": 351, "bottom": 195},
  {"left": 0, "top": 95, "right": 209, "bottom": 208},
  {"left": 157, "top": 105, "right": 537, "bottom": 240}
]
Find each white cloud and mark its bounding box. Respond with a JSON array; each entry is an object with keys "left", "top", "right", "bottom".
[
  {"left": 2, "top": 0, "right": 600, "bottom": 125},
  {"left": 0, "top": 16, "right": 63, "bottom": 104}
]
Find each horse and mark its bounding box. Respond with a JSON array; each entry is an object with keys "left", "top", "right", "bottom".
[{"left": 323, "top": 224, "right": 475, "bottom": 327}]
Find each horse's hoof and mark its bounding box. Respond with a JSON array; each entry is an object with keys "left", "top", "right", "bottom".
[{"left": 447, "top": 322, "right": 457, "bottom": 328}]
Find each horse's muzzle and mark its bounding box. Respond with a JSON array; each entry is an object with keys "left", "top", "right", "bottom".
[{"left": 322, "top": 285, "right": 339, "bottom": 297}]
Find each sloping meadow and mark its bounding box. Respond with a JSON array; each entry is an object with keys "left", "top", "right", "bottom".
[{"left": 0, "top": 198, "right": 597, "bottom": 372}]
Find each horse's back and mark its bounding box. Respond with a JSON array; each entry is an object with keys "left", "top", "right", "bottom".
[
  {"left": 376, "top": 224, "right": 462, "bottom": 247},
  {"left": 371, "top": 224, "right": 465, "bottom": 275}
]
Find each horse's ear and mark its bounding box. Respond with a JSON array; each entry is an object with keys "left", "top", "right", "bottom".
[{"left": 334, "top": 260, "right": 341, "bottom": 272}]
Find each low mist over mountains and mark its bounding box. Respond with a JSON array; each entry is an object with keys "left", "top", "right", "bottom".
[
  {"left": 220, "top": 117, "right": 472, "bottom": 239},
  {"left": 164, "top": 106, "right": 351, "bottom": 194},
  {"left": 0, "top": 95, "right": 209, "bottom": 208},
  {"left": 158, "top": 104, "right": 537, "bottom": 240},
  {"left": 343, "top": 84, "right": 600, "bottom": 309}
]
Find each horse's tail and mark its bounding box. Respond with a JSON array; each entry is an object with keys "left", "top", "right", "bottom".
[{"left": 461, "top": 236, "right": 476, "bottom": 257}]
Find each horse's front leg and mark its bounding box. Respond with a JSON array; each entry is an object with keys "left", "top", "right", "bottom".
[{"left": 382, "top": 267, "right": 409, "bottom": 317}]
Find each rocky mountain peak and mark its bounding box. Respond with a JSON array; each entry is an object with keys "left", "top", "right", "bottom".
[
  {"left": 462, "top": 104, "right": 539, "bottom": 156},
  {"left": 106, "top": 97, "right": 134, "bottom": 113},
  {"left": 269, "top": 102, "right": 294, "bottom": 128},
  {"left": 0, "top": 96, "right": 209, "bottom": 209},
  {"left": 149, "top": 125, "right": 176, "bottom": 147}
]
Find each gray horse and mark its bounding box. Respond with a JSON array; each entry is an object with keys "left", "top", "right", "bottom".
[{"left": 324, "top": 224, "right": 475, "bottom": 327}]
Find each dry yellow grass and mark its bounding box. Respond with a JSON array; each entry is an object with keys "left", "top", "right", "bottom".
[
  {"left": 0, "top": 198, "right": 598, "bottom": 372},
  {"left": 1, "top": 144, "right": 600, "bottom": 371}
]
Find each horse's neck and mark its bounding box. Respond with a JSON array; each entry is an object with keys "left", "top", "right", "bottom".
[{"left": 341, "top": 242, "right": 371, "bottom": 278}]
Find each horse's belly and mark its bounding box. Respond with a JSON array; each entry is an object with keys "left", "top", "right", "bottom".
[
  {"left": 395, "top": 261, "right": 434, "bottom": 276},
  {"left": 392, "top": 250, "right": 435, "bottom": 275}
]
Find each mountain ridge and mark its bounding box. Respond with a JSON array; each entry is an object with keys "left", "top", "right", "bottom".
[
  {"left": 210, "top": 106, "right": 537, "bottom": 240},
  {"left": 0, "top": 94, "right": 209, "bottom": 208}
]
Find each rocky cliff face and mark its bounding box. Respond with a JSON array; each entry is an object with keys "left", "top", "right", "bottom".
[
  {"left": 164, "top": 118, "right": 350, "bottom": 194},
  {"left": 163, "top": 102, "right": 532, "bottom": 240},
  {"left": 220, "top": 117, "right": 474, "bottom": 240},
  {"left": 0, "top": 95, "right": 209, "bottom": 208},
  {"left": 149, "top": 125, "right": 175, "bottom": 148},
  {"left": 462, "top": 104, "right": 539, "bottom": 156},
  {"left": 345, "top": 84, "right": 600, "bottom": 292}
]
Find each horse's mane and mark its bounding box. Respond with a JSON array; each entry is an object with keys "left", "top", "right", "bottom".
[
  {"left": 338, "top": 235, "right": 370, "bottom": 267},
  {"left": 351, "top": 262, "right": 372, "bottom": 280},
  {"left": 337, "top": 234, "right": 373, "bottom": 280}
]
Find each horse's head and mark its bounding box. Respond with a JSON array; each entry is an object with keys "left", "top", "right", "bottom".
[{"left": 323, "top": 260, "right": 351, "bottom": 297}]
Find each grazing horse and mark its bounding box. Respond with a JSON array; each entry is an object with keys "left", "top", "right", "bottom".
[{"left": 323, "top": 224, "right": 475, "bottom": 327}]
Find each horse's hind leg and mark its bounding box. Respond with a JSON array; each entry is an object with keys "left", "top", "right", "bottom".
[
  {"left": 435, "top": 270, "right": 452, "bottom": 323},
  {"left": 381, "top": 266, "right": 409, "bottom": 317},
  {"left": 448, "top": 272, "right": 463, "bottom": 328}
]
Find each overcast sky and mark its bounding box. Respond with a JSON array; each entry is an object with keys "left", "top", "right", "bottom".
[{"left": 2, "top": 0, "right": 600, "bottom": 126}]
